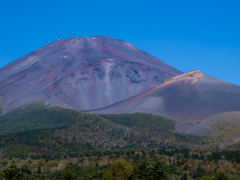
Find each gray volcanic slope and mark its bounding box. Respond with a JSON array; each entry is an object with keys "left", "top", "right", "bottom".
[
  {"left": 183, "top": 111, "right": 240, "bottom": 136},
  {"left": 0, "top": 36, "right": 182, "bottom": 114},
  {"left": 93, "top": 70, "right": 240, "bottom": 122}
]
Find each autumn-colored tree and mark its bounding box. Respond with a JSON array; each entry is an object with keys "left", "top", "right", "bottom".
[{"left": 102, "top": 159, "right": 133, "bottom": 180}]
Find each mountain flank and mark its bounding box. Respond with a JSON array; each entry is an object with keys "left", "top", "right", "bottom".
[
  {"left": 93, "top": 70, "right": 240, "bottom": 122},
  {"left": 0, "top": 36, "right": 182, "bottom": 114}
]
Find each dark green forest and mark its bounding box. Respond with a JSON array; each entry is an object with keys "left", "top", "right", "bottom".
[{"left": 0, "top": 103, "right": 239, "bottom": 179}]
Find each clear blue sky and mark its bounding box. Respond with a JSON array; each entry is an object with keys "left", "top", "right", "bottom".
[{"left": 0, "top": 0, "right": 239, "bottom": 85}]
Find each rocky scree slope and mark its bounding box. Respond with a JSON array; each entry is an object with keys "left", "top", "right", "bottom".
[
  {"left": 0, "top": 36, "right": 182, "bottom": 114},
  {"left": 93, "top": 70, "right": 240, "bottom": 122}
]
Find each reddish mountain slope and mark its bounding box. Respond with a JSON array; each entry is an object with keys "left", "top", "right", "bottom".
[
  {"left": 93, "top": 70, "right": 240, "bottom": 122},
  {"left": 0, "top": 36, "right": 182, "bottom": 113}
]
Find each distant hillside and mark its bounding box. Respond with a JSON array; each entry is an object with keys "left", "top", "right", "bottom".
[
  {"left": 176, "top": 111, "right": 240, "bottom": 148},
  {"left": 184, "top": 111, "right": 240, "bottom": 135},
  {"left": 0, "top": 103, "right": 97, "bottom": 135},
  {"left": 1, "top": 103, "right": 240, "bottom": 160},
  {"left": 0, "top": 103, "right": 209, "bottom": 158},
  {"left": 0, "top": 102, "right": 177, "bottom": 136}
]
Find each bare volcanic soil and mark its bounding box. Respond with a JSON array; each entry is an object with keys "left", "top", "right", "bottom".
[
  {"left": 0, "top": 36, "right": 182, "bottom": 114},
  {"left": 93, "top": 70, "right": 240, "bottom": 122},
  {"left": 180, "top": 111, "right": 240, "bottom": 136}
]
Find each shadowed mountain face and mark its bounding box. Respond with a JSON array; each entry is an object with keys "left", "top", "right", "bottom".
[
  {"left": 0, "top": 36, "right": 182, "bottom": 113},
  {"left": 93, "top": 70, "right": 240, "bottom": 122}
]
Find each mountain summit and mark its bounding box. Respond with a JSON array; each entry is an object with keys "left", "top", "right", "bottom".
[{"left": 0, "top": 36, "right": 182, "bottom": 113}]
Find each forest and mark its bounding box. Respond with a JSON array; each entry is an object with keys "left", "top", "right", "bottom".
[
  {"left": 0, "top": 147, "right": 239, "bottom": 179},
  {"left": 0, "top": 103, "right": 239, "bottom": 179}
]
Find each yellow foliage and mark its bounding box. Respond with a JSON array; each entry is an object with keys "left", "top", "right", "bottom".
[{"left": 102, "top": 159, "right": 133, "bottom": 180}]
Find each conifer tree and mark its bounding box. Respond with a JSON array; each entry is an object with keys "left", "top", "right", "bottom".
[
  {"left": 180, "top": 172, "right": 188, "bottom": 180},
  {"left": 0, "top": 164, "right": 23, "bottom": 180},
  {"left": 61, "top": 170, "right": 77, "bottom": 180}
]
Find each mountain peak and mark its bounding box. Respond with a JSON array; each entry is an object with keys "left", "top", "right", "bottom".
[
  {"left": 0, "top": 36, "right": 182, "bottom": 114},
  {"left": 61, "top": 36, "right": 115, "bottom": 42},
  {"left": 162, "top": 70, "right": 203, "bottom": 85}
]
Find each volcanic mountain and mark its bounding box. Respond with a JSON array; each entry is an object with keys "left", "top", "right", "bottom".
[
  {"left": 0, "top": 36, "right": 182, "bottom": 114},
  {"left": 93, "top": 70, "right": 240, "bottom": 122}
]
